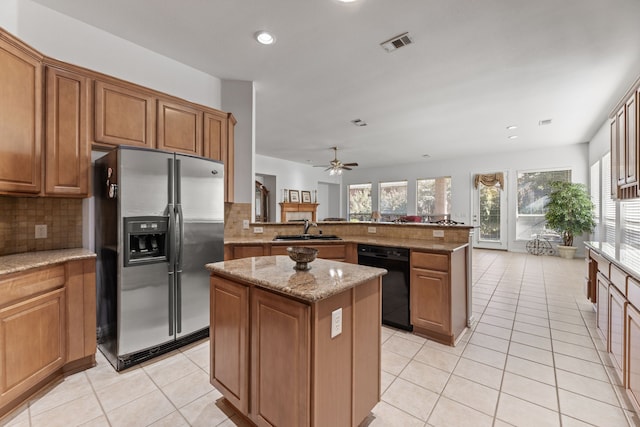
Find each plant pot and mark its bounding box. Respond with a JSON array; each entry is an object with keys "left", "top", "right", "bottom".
[{"left": 557, "top": 245, "right": 577, "bottom": 259}]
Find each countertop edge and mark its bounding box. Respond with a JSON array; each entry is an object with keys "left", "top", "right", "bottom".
[
  {"left": 0, "top": 249, "right": 97, "bottom": 276},
  {"left": 207, "top": 256, "right": 387, "bottom": 303},
  {"left": 585, "top": 242, "right": 640, "bottom": 280}
]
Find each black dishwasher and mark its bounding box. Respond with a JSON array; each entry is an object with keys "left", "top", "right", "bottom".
[{"left": 358, "top": 244, "right": 412, "bottom": 331}]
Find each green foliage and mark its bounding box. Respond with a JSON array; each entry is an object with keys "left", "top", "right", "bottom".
[{"left": 544, "top": 181, "right": 596, "bottom": 247}]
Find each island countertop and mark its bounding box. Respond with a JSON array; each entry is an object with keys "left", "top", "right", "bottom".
[{"left": 206, "top": 255, "right": 387, "bottom": 302}]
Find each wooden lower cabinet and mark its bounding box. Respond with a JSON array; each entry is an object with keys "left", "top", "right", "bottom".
[
  {"left": 410, "top": 249, "right": 467, "bottom": 345},
  {"left": 610, "top": 285, "right": 626, "bottom": 384},
  {"left": 251, "top": 288, "right": 310, "bottom": 427},
  {"left": 210, "top": 274, "right": 381, "bottom": 427},
  {"left": 0, "top": 288, "right": 66, "bottom": 410},
  {"left": 210, "top": 277, "right": 249, "bottom": 414},
  {"left": 627, "top": 303, "right": 640, "bottom": 411},
  {"left": 228, "top": 244, "right": 267, "bottom": 260},
  {"left": 0, "top": 259, "right": 96, "bottom": 418},
  {"left": 596, "top": 273, "right": 610, "bottom": 348}
]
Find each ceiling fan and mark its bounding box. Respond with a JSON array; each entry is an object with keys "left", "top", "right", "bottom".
[{"left": 314, "top": 147, "right": 359, "bottom": 175}]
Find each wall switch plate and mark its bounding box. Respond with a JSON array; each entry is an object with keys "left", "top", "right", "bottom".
[
  {"left": 433, "top": 229, "right": 445, "bottom": 237},
  {"left": 253, "top": 226, "right": 264, "bottom": 233},
  {"left": 331, "top": 308, "right": 342, "bottom": 338},
  {"left": 367, "top": 227, "right": 376, "bottom": 233},
  {"left": 35, "top": 224, "right": 47, "bottom": 239},
  {"left": 242, "top": 219, "right": 250, "bottom": 229}
]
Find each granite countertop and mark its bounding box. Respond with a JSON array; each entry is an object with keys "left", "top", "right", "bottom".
[
  {"left": 585, "top": 242, "right": 640, "bottom": 280},
  {"left": 224, "top": 236, "right": 468, "bottom": 253},
  {"left": 0, "top": 248, "right": 96, "bottom": 276},
  {"left": 206, "top": 256, "right": 387, "bottom": 303}
]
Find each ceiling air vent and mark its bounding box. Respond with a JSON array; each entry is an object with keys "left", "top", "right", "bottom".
[
  {"left": 380, "top": 32, "right": 413, "bottom": 53},
  {"left": 539, "top": 119, "right": 553, "bottom": 126}
]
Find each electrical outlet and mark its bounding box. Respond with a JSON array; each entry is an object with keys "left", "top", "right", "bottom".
[
  {"left": 367, "top": 227, "right": 376, "bottom": 233},
  {"left": 433, "top": 229, "right": 445, "bottom": 238},
  {"left": 331, "top": 308, "right": 342, "bottom": 338},
  {"left": 253, "top": 226, "right": 264, "bottom": 233},
  {"left": 35, "top": 224, "right": 47, "bottom": 239},
  {"left": 242, "top": 219, "right": 250, "bottom": 229}
]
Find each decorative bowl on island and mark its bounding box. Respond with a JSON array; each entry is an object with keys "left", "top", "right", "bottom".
[{"left": 287, "top": 246, "right": 318, "bottom": 271}]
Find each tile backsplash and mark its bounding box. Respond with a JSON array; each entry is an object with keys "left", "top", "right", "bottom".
[{"left": 0, "top": 196, "right": 83, "bottom": 256}]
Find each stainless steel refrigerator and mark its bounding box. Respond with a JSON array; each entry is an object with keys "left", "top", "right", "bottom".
[{"left": 94, "top": 146, "right": 224, "bottom": 371}]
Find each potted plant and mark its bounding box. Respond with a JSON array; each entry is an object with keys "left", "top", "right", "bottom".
[{"left": 544, "top": 181, "right": 596, "bottom": 259}]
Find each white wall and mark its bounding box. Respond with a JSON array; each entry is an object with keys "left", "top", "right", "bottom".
[
  {"left": 222, "top": 80, "right": 255, "bottom": 204},
  {"left": 2, "top": 0, "right": 221, "bottom": 108},
  {"left": 256, "top": 154, "right": 341, "bottom": 222},
  {"left": 343, "top": 143, "right": 590, "bottom": 253},
  {"left": 589, "top": 120, "right": 611, "bottom": 167}
]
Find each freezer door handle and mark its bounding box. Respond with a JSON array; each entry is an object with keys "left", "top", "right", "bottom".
[
  {"left": 176, "top": 204, "right": 184, "bottom": 270},
  {"left": 168, "top": 205, "right": 176, "bottom": 269},
  {"left": 168, "top": 272, "right": 175, "bottom": 336},
  {"left": 176, "top": 270, "right": 182, "bottom": 334}
]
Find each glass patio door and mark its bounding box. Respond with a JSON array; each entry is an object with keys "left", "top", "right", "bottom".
[{"left": 473, "top": 174, "right": 508, "bottom": 250}]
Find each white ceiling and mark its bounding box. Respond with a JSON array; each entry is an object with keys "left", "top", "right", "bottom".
[{"left": 32, "top": 0, "right": 640, "bottom": 169}]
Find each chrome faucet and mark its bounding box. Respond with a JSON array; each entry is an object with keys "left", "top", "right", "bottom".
[{"left": 303, "top": 219, "right": 317, "bottom": 234}]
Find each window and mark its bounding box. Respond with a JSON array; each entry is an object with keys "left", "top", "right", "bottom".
[
  {"left": 516, "top": 169, "right": 571, "bottom": 240},
  {"left": 590, "top": 160, "right": 600, "bottom": 240},
  {"left": 348, "top": 183, "right": 371, "bottom": 221},
  {"left": 379, "top": 180, "right": 407, "bottom": 221},
  {"left": 416, "top": 177, "right": 451, "bottom": 220},
  {"left": 622, "top": 199, "right": 640, "bottom": 250}
]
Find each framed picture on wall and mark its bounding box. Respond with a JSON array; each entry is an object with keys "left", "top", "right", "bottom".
[
  {"left": 301, "top": 191, "right": 311, "bottom": 203},
  {"left": 289, "top": 190, "right": 300, "bottom": 203}
]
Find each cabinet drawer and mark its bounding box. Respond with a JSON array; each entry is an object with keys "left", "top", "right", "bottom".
[
  {"left": 610, "top": 265, "right": 628, "bottom": 295},
  {"left": 0, "top": 265, "right": 65, "bottom": 308},
  {"left": 591, "top": 252, "right": 610, "bottom": 278},
  {"left": 411, "top": 252, "right": 448, "bottom": 271},
  {"left": 271, "top": 244, "right": 346, "bottom": 260}
]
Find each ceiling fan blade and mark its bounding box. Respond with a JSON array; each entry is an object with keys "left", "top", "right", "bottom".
[
  {"left": 342, "top": 162, "right": 358, "bottom": 167},
  {"left": 342, "top": 166, "right": 353, "bottom": 170},
  {"left": 313, "top": 165, "right": 329, "bottom": 167}
]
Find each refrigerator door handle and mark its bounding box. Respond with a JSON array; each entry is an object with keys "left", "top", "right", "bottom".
[
  {"left": 176, "top": 204, "right": 184, "bottom": 269},
  {"left": 176, "top": 271, "right": 182, "bottom": 334},
  {"left": 168, "top": 272, "right": 175, "bottom": 336}
]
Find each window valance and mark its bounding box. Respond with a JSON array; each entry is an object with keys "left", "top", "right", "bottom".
[{"left": 474, "top": 173, "right": 504, "bottom": 190}]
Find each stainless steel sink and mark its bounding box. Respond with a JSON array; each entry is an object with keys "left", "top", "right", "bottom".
[{"left": 272, "top": 234, "right": 342, "bottom": 241}]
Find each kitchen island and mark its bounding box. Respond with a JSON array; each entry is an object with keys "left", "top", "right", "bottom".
[{"left": 206, "top": 256, "right": 386, "bottom": 427}]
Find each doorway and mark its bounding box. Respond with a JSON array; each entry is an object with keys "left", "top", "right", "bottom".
[{"left": 473, "top": 172, "right": 508, "bottom": 250}]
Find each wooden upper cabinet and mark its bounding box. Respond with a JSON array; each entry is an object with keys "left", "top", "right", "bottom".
[
  {"left": 627, "top": 92, "right": 638, "bottom": 185},
  {"left": 157, "top": 99, "right": 203, "bottom": 156},
  {"left": 45, "top": 66, "right": 90, "bottom": 197},
  {"left": 203, "top": 110, "right": 228, "bottom": 161},
  {"left": 617, "top": 106, "right": 626, "bottom": 186},
  {"left": 94, "top": 80, "right": 155, "bottom": 148},
  {"left": 0, "top": 32, "right": 43, "bottom": 195}
]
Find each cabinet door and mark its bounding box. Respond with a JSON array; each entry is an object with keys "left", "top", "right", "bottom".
[
  {"left": 157, "top": 100, "right": 203, "bottom": 156},
  {"left": 233, "top": 245, "right": 266, "bottom": 260},
  {"left": 596, "top": 273, "right": 610, "bottom": 349},
  {"left": 45, "top": 66, "right": 90, "bottom": 196},
  {"left": 0, "top": 289, "right": 65, "bottom": 407},
  {"left": 94, "top": 80, "right": 155, "bottom": 148},
  {"left": 617, "top": 106, "right": 627, "bottom": 186},
  {"left": 226, "top": 114, "right": 236, "bottom": 203},
  {"left": 65, "top": 259, "right": 96, "bottom": 362},
  {"left": 627, "top": 92, "right": 638, "bottom": 185},
  {"left": 610, "top": 285, "right": 626, "bottom": 384},
  {"left": 627, "top": 304, "right": 640, "bottom": 410},
  {"left": 410, "top": 267, "right": 450, "bottom": 335},
  {"left": 0, "top": 34, "right": 42, "bottom": 195},
  {"left": 203, "top": 110, "right": 228, "bottom": 161},
  {"left": 251, "top": 288, "right": 309, "bottom": 427},
  {"left": 210, "top": 276, "right": 249, "bottom": 414}
]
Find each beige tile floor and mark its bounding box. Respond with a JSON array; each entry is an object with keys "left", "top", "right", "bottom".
[{"left": 2, "top": 249, "right": 639, "bottom": 426}]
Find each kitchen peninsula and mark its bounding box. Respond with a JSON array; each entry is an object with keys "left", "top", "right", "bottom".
[{"left": 206, "top": 256, "right": 386, "bottom": 427}]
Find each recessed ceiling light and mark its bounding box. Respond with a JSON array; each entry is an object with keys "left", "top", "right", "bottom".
[
  {"left": 508, "top": 135, "right": 518, "bottom": 140},
  {"left": 506, "top": 125, "right": 517, "bottom": 130},
  {"left": 337, "top": 0, "right": 358, "bottom": 3},
  {"left": 254, "top": 30, "right": 275, "bottom": 45}
]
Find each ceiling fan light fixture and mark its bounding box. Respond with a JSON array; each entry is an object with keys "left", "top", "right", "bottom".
[{"left": 254, "top": 30, "right": 275, "bottom": 45}]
